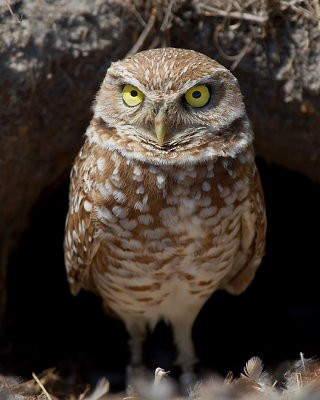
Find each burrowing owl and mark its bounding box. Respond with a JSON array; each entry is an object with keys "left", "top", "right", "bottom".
[{"left": 64, "top": 48, "right": 266, "bottom": 386}]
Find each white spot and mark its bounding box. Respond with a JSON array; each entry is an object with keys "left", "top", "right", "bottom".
[
  {"left": 205, "top": 214, "right": 221, "bottom": 227},
  {"left": 172, "top": 170, "right": 186, "bottom": 182},
  {"left": 185, "top": 167, "right": 197, "bottom": 178},
  {"left": 159, "top": 207, "right": 176, "bottom": 219},
  {"left": 73, "top": 164, "right": 78, "bottom": 178},
  {"left": 207, "top": 171, "right": 215, "bottom": 178},
  {"left": 134, "top": 201, "right": 150, "bottom": 212},
  {"left": 67, "top": 230, "right": 72, "bottom": 246},
  {"left": 172, "top": 185, "right": 184, "bottom": 197},
  {"left": 227, "top": 169, "right": 237, "bottom": 179},
  {"left": 112, "top": 206, "right": 128, "bottom": 219},
  {"left": 72, "top": 229, "right": 79, "bottom": 242},
  {"left": 147, "top": 238, "right": 173, "bottom": 252},
  {"left": 144, "top": 228, "right": 166, "bottom": 239},
  {"left": 218, "top": 205, "right": 234, "bottom": 218},
  {"left": 120, "top": 239, "right": 143, "bottom": 250},
  {"left": 217, "top": 184, "right": 223, "bottom": 193},
  {"left": 108, "top": 223, "right": 132, "bottom": 239},
  {"left": 225, "top": 192, "right": 237, "bottom": 205},
  {"left": 142, "top": 194, "right": 148, "bottom": 204},
  {"left": 149, "top": 165, "right": 159, "bottom": 174},
  {"left": 111, "top": 172, "right": 121, "bottom": 184},
  {"left": 138, "top": 214, "right": 154, "bottom": 225},
  {"left": 220, "top": 186, "right": 231, "bottom": 198},
  {"left": 200, "top": 206, "right": 217, "bottom": 218},
  {"left": 178, "top": 198, "right": 196, "bottom": 217},
  {"left": 97, "top": 157, "right": 106, "bottom": 171},
  {"left": 233, "top": 179, "right": 245, "bottom": 192},
  {"left": 194, "top": 191, "right": 201, "bottom": 200},
  {"left": 202, "top": 181, "right": 211, "bottom": 192},
  {"left": 113, "top": 190, "right": 126, "bottom": 203},
  {"left": 78, "top": 220, "right": 85, "bottom": 234},
  {"left": 133, "top": 166, "right": 142, "bottom": 175},
  {"left": 136, "top": 185, "right": 145, "bottom": 194},
  {"left": 166, "top": 195, "right": 179, "bottom": 205},
  {"left": 97, "top": 206, "right": 117, "bottom": 223},
  {"left": 199, "top": 196, "right": 212, "bottom": 207},
  {"left": 120, "top": 219, "right": 137, "bottom": 230},
  {"left": 159, "top": 207, "right": 179, "bottom": 226},
  {"left": 105, "top": 179, "right": 113, "bottom": 192},
  {"left": 83, "top": 200, "right": 92, "bottom": 212},
  {"left": 256, "top": 192, "right": 262, "bottom": 205},
  {"left": 98, "top": 183, "right": 112, "bottom": 200},
  {"left": 108, "top": 242, "right": 136, "bottom": 259},
  {"left": 156, "top": 173, "right": 166, "bottom": 188},
  {"left": 222, "top": 159, "right": 230, "bottom": 169}
]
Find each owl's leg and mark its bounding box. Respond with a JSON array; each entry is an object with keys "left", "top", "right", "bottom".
[
  {"left": 125, "top": 317, "right": 147, "bottom": 367},
  {"left": 171, "top": 316, "right": 198, "bottom": 391},
  {"left": 125, "top": 317, "right": 148, "bottom": 385}
]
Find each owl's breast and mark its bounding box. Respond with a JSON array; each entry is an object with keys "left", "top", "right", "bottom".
[{"left": 90, "top": 149, "right": 254, "bottom": 321}]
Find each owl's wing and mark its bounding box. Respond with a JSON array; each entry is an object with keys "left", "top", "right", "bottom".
[
  {"left": 222, "top": 168, "right": 266, "bottom": 295},
  {"left": 64, "top": 140, "right": 102, "bottom": 296}
]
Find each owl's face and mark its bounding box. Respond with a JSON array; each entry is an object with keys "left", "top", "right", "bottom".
[{"left": 92, "top": 48, "right": 253, "bottom": 164}]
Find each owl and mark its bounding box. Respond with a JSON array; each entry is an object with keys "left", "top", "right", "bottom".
[{"left": 64, "top": 48, "right": 266, "bottom": 388}]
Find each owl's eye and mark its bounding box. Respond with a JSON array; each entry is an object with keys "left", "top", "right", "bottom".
[
  {"left": 184, "top": 85, "right": 210, "bottom": 108},
  {"left": 122, "top": 84, "right": 144, "bottom": 107}
]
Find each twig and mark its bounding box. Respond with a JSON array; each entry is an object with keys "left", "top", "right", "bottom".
[
  {"left": 132, "top": 0, "right": 147, "bottom": 27},
  {"left": 231, "top": 40, "right": 255, "bottom": 69},
  {"left": 214, "top": 23, "right": 240, "bottom": 61},
  {"left": 125, "top": 8, "right": 157, "bottom": 58},
  {"left": 198, "top": 4, "right": 268, "bottom": 23},
  {"left": 160, "top": 0, "right": 175, "bottom": 31},
  {"left": 149, "top": 35, "right": 161, "bottom": 50},
  {"left": 5, "top": 1, "right": 22, "bottom": 24},
  {"left": 0, "top": 375, "right": 11, "bottom": 391},
  {"left": 312, "top": 0, "right": 320, "bottom": 19},
  {"left": 32, "top": 372, "right": 52, "bottom": 400}
]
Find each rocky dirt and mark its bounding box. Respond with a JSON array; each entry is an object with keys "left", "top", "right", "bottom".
[{"left": 0, "top": 0, "right": 320, "bottom": 397}]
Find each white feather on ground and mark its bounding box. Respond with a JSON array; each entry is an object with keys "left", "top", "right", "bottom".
[{"left": 2, "top": 354, "right": 320, "bottom": 399}]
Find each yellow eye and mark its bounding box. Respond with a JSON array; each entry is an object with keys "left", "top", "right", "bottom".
[
  {"left": 122, "top": 84, "right": 144, "bottom": 107},
  {"left": 184, "top": 85, "right": 210, "bottom": 108}
]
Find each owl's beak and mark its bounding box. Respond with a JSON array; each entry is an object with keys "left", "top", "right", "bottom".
[{"left": 154, "top": 108, "right": 166, "bottom": 145}]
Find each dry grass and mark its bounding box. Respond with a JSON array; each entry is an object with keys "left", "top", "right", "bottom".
[
  {"left": 2, "top": 354, "right": 320, "bottom": 400},
  {"left": 194, "top": 0, "right": 320, "bottom": 69},
  {"left": 127, "top": 0, "right": 320, "bottom": 69}
]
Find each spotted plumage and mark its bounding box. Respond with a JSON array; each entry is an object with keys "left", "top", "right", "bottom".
[{"left": 64, "top": 48, "right": 266, "bottom": 387}]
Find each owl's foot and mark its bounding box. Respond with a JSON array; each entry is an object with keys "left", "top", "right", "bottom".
[
  {"left": 127, "top": 366, "right": 177, "bottom": 398},
  {"left": 179, "top": 369, "right": 197, "bottom": 394},
  {"left": 171, "top": 365, "right": 198, "bottom": 394},
  {"left": 126, "top": 364, "right": 151, "bottom": 394}
]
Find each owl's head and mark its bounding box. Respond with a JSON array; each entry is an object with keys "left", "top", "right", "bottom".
[{"left": 91, "top": 48, "right": 253, "bottom": 165}]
